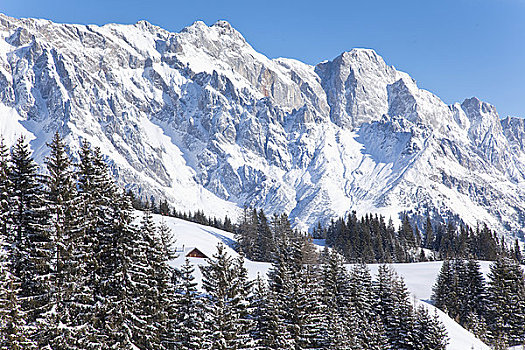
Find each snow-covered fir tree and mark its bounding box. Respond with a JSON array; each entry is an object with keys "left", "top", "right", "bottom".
[
  {"left": 250, "top": 273, "right": 291, "bottom": 349},
  {"left": 265, "top": 246, "right": 295, "bottom": 348},
  {"left": 7, "top": 136, "right": 52, "bottom": 345},
  {"left": 432, "top": 259, "right": 486, "bottom": 329},
  {"left": 348, "top": 263, "right": 388, "bottom": 350},
  {"left": 423, "top": 216, "right": 434, "bottom": 250},
  {"left": 173, "top": 258, "right": 206, "bottom": 350},
  {"left": 158, "top": 219, "right": 177, "bottom": 260},
  {"left": 105, "top": 190, "right": 153, "bottom": 349},
  {"left": 319, "top": 249, "right": 359, "bottom": 349},
  {"left": 77, "top": 142, "right": 151, "bottom": 349},
  {"left": 76, "top": 141, "right": 116, "bottom": 348},
  {"left": 414, "top": 306, "right": 448, "bottom": 350},
  {"left": 374, "top": 265, "right": 415, "bottom": 350},
  {"left": 486, "top": 257, "right": 525, "bottom": 347},
  {"left": 431, "top": 260, "right": 455, "bottom": 315},
  {"left": 0, "top": 234, "right": 34, "bottom": 350},
  {"left": 295, "top": 264, "right": 326, "bottom": 349},
  {"left": 390, "top": 277, "right": 417, "bottom": 349},
  {"left": 43, "top": 132, "right": 83, "bottom": 349},
  {"left": 133, "top": 208, "right": 173, "bottom": 349},
  {"left": 253, "top": 210, "right": 272, "bottom": 262},
  {"left": 0, "top": 138, "right": 9, "bottom": 241},
  {"left": 461, "top": 260, "right": 486, "bottom": 325},
  {"left": 201, "top": 243, "right": 253, "bottom": 350},
  {"left": 270, "top": 238, "right": 307, "bottom": 349}
]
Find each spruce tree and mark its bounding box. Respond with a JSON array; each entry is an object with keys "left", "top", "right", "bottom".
[
  {"left": 0, "top": 138, "right": 9, "bottom": 241},
  {"left": 295, "top": 264, "right": 326, "bottom": 349},
  {"left": 234, "top": 254, "right": 256, "bottom": 349},
  {"left": 173, "top": 258, "right": 205, "bottom": 350},
  {"left": 451, "top": 258, "right": 467, "bottom": 322},
  {"left": 423, "top": 216, "right": 434, "bottom": 249},
  {"left": 0, "top": 234, "right": 34, "bottom": 350},
  {"left": 463, "top": 259, "right": 486, "bottom": 325},
  {"left": 486, "top": 257, "right": 525, "bottom": 346},
  {"left": 8, "top": 136, "right": 52, "bottom": 344},
  {"left": 390, "top": 277, "right": 416, "bottom": 350},
  {"left": 320, "top": 250, "right": 356, "bottom": 349},
  {"left": 265, "top": 246, "right": 295, "bottom": 348},
  {"left": 201, "top": 243, "right": 254, "bottom": 350},
  {"left": 399, "top": 215, "right": 417, "bottom": 249},
  {"left": 77, "top": 142, "right": 148, "bottom": 349},
  {"left": 273, "top": 230, "right": 320, "bottom": 349},
  {"left": 348, "top": 263, "right": 388, "bottom": 349},
  {"left": 251, "top": 274, "right": 291, "bottom": 349},
  {"left": 413, "top": 306, "right": 448, "bottom": 350},
  {"left": 43, "top": 132, "right": 83, "bottom": 349},
  {"left": 250, "top": 274, "right": 269, "bottom": 349},
  {"left": 256, "top": 269, "right": 293, "bottom": 349},
  {"left": 134, "top": 208, "right": 173, "bottom": 349},
  {"left": 431, "top": 260, "right": 455, "bottom": 315},
  {"left": 374, "top": 265, "right": 415, "bottom": 350},
  {"left": 158, "top": 219, "right": 177, "bottom": 260},
  {"left": 256, "top": 209, "right": 273, "bottom": 261},
  {"left": 62, "top": 140, "right": 106, "bottom": 349},
  {"left": 432, "top": 258, "right": 487, "bottom": 328},
  {"left": 105, "top": 190, "right": 154, "bottom": 350},
  {"left": 513, "top": 239, "right": 522, "bottom": 263},
  {"left": 235, "top": 208, "right": 258, "bottom": 259}
]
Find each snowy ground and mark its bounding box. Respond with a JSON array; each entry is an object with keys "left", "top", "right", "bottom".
[{"left": 146, "top": 212, "right": 490, "bottom": 350}]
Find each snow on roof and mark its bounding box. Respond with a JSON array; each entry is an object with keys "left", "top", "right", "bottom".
[{"left": 176, "top": 246, "right": 208, "bottom": 258}]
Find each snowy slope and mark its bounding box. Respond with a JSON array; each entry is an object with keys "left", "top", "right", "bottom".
[
  {"left": 0, "top": 14, "right": 524, "bottom": 241},
  {"left": 151, "top": 213, "right": 489, "bottom": 350}
]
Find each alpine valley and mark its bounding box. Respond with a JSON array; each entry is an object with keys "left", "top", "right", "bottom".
[{"left": 0, "top": 13, "right": 523, "bottom": 239}]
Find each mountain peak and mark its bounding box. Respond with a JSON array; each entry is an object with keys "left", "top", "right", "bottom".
[
  {"left": 461, "top": 97, "right": 498, "bottom": 118},
  {"left": 341, "top": 48, "right": 383, "bottom": 63},
  {"left": 180, "top": 19, "right": 247, "bottom": 45},
  {"left": 132, "top": 19, "right": 163, "bottom": 33},
  {"left": 212, "top": 20, "right": 233, "bottom": 30},
  {"left": 134, "top": 19, "right": 153, "bottom": 28},
  {"left": 348, "top": 47, "right": 379, "bottom": 56},
  {"left": 210, "top": 19, "right": 246, "bottom": 42}
]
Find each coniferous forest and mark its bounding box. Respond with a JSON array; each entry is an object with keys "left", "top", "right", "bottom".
[
  {"left": 432, "top": 257, "right": 525, "bottom": 349},
  {"left": 0, "top": 133, "right": 450, "bottom": 349},
  {"left": 315, "top": 212, "right": 515, "bottom": 264},
  {"left": 234, "top": 207, "right": 515, "bottom": 264}
]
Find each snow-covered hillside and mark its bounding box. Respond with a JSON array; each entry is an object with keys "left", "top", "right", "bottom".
[
  {"left": 0, "top": 14, "right": 524, "bottom": 242},
  {"left": 152, "top": 213, "right": 490, "bottom": 350}
]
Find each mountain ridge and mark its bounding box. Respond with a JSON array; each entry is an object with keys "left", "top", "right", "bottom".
[{"left": 0, "top": 13, "right": 523, "bottom": 239}]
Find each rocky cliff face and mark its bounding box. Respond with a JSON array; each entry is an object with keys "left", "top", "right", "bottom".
[{"left": 0, "top": 14, "right": 523, "bottom": 238}]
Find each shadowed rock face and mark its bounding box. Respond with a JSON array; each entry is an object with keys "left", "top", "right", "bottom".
[{"left": 0, "top": 13, "right": 524, "bottom": 238}]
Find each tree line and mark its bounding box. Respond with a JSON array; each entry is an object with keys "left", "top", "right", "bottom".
[
  {"left": 234, "top": 208, "right": 318, "bottom": 262},
  {"left": 129, "top": 191, "right": 235, "bottom": 233},
  {"left": 318, "top": 212, "right": 517, "bottom": 263},
  {"left": 432, "top": 257, "right": 525, "bottom": 349}
]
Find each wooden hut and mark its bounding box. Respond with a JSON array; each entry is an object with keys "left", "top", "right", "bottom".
[{"left": 179, "top": 246, "right": 208, "bottom": 259}]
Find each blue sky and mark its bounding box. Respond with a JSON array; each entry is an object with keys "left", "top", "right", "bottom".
[{"left": 2, "top": 0, "right": 524, "bottom": 118}]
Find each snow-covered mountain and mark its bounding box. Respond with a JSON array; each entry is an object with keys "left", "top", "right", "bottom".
[{"left": 0, "top": 13, "right": 524, "bottom": 238}]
